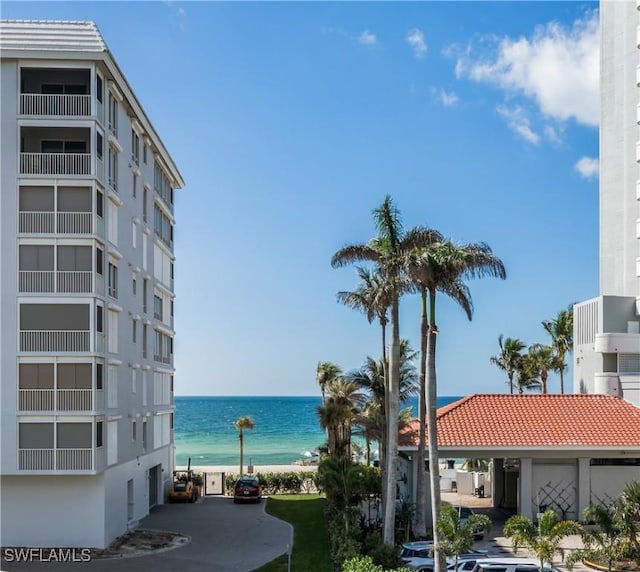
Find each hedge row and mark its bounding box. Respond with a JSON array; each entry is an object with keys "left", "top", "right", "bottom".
[{"left": 224, "top": 471, "right": 319, "bottom": 495}]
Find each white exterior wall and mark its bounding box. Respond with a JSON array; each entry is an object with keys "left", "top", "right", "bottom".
[
  {"left": 574, "top": 2, "right": 640, "bottom": 404},
  {"left": 0, "top": 476, "right": 106, "bottom": 547},
  {"left": 0, "top": 20, "right": 183, "bottom": 549},
  {"left": 590, "top": 465, "right": 640, "bottom": 505}
]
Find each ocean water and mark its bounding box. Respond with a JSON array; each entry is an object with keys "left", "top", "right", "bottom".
[{"left": 174, "top": 395, "right": 462, "bottom": 467}]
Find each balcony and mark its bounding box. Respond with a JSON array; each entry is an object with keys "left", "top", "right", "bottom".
[
  {"left": 19, "top": 211, "right": 93, "bottom": 234},
  {"left": 19, "top": 388, "right": 95, "bottom": 412},
  {"left": 19, "top": 271, "right": 93, "bottom": 293},
  {"left": 20, "top": 93, "right": 91, "bottom": 117},
  {"left": 18, "top": 448, "right": 93, "bottom": 471},
  {"left": 594, "top": 332, "right": 640, "bottom": 354},
  {"left": 20, "top": 330, "right": 90, "bottom": 352},
  {"left": 20, "top": 153, "right": 91, "bottom": 176},
  {"left": 153, "top": 354, "right": 172, "bottom": 365}
]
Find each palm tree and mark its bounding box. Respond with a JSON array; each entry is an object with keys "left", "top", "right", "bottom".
[
  {"left": 332, "top": 195, "right": 437, "bottom": 545},
  {"left": 317, "top": 378, "right": 363, "bottom": 460},
  {"left": 406, "top": 239, "right": 506, "bottom": 563},
  {"left": 234, "top": 416, "right": 255, "bottom": 475},
  {"left": 490, "top": 335, "right": 526, "bottom": 394},
  {"left": 566, "top": 504, "right": 630, "bottom": 572},
  {"left": 316, "top": 361, "right": 342, "bottom": 406},
  {"left": 527, "top": 344, "right": 563, "bottom": 394},
  {"left": 504, "top": 510, "right": 581, "bottom": 572},
  {"left": 437, "top": 504, "right": 492, "bottom": 571},
  {"left": 515, "top": 353, "right": 542, "bottom": 394},
  {"left": 542, "top": 306, "right": 574, "bottom": 394}
]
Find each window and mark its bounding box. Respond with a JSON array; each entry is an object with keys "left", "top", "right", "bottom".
[
  {"left": 142, "top": 420, "right": 147, "bottom": 452},
  {"left": 132, "top": 420, "right": 137, "bottom": 440},
  {"left": 132, "top": 173, "right": 137, "bottom": 198},
  {"left": 142, "top": 278, "right": 148, "bottom": 313},
  {"left": 154, "top": 205, "right": 173, "bottom": 248},
  {"left": 96, "top": 305, "right": 104, "bottom": 333},
  {"left": 96, "top": 247, "right": 103, "bottom": 275},
  {"left": 41, "top": 140, "right": 87, "bottom": 154},
  {"left": 96, "top": 189, "right": 104, "bottom": 218},
  {"left": 154, "top": 295, "right": 163, "bottom": 321},
  {"left": 42, "top": 83, "right": 86, "bottom": 95},
  {"left": 154, "top": 162, "right": 173, "bottom": 208},
  {"left": 142, "top": 324, "right": 148, "bottom": 358},
  {"left": 170, "top": 375, "right": 174, "bottom": 393},
  {"left": 96, "top": 132, "right": 103, "bottom": 160},
  {"left": 132, "top": 277, "right": 137, "bottom": 295},
  {"left": 108, "top": 93, "right": 118, "bottom": 135},
  {"left": 96, "top": 421, "right": 103, "bottom": 448},
  {"left": 132, "top": 369, "right": 137, "bottom": 393},
  {"left": 108, "top": 146, "right": 118, "bottom": 191},
  {"left": 143, "top": 143, "right": 147, "bottom": 165},
  {"left": 131, "top": 129, "right": 139, "bottom": 165},
  {"left": 143, "top": 187, "right": 148, "bottom": 222},
  {"left": 170, "top": 300, "right": 174, "bottom": 317},
  {"left": 96, "top": 75, "right": 103, "bottom": 104},
  {"left": 96, "top": 363, "right": 103, "bottom": 390},
  {"left": 108, "top": 262, "right": 118, "bottom": 298},
  {"left": 132, "top": 320, "right": 137, "bottom": 343}
]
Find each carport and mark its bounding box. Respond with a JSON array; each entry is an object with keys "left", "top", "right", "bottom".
[{"left": 400, "top": 394, "right": 640, "bottom": 520}]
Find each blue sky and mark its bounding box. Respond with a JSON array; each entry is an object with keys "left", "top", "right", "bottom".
[{"left": 4, "top": 2, "right": 600, "bottom": 396}]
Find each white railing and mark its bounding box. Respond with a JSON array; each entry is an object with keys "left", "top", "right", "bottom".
[
  {"left": 19, "top": 448, "right": 54, "bottom": 470},
  {"left": 57, "top": 271, "right": 92, "bottom": 293},
  {"left": 20, "top": 93, "right": 91, "bottom": 116},
  {"left": 57, "top": 212, "right": 92, "bottom": 234},
  {"left": 19, "top": 211, "right": 92, "bottom": 234},
  {"left": 57, "top": 389, "right": 92, "bottom": 411},
  {"left": 19, "top": 211, "right": 55, "bottom": 233},
  {"left": 18, "top": 389, "right": 54, "bottom": 411},
  {"left": 57, "top": 448, "right": 92, "bottom": 470},
  {"left": 19, "top": 270, "right": 54, "bottom": 292},
  {"left": 18, "top": 271, "right": 92, "bottom": 293},
  {"left": 20, "top": 153, "right": 91, "bottom": 175},
  {"left": 18, "top": 388, "right": 92, "bottom": 411},
  {"left": 20, "top": 330, "right": 90, "bottom": 352}
]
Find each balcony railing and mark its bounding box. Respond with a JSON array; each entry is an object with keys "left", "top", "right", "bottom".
[
  {"left": 19, "top": 389, "right": 54, "bottom": 411},
  {"left": 19, "top": 270, "right": 92, "bottom": 293},
  {"left": 153, "top": 354, "right": 172, "bottom": 365},
  {"left": 18, "top": 388, "right": 93, "bottom": 411},
  {"left": 18, "top": 448, "right": 93, "bottom": 471},
  {"left": 20, "top": 330, "right": 90, "bottom": 352},
  {"left": 20, "top": 93, "right": 91, "bottom": 116},
  {"left": 20, "top": 153, "right": 91, "bottom": 176}
]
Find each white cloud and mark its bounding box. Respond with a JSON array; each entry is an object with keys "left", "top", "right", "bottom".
[
  {"left": 454, "top": 11, "right": 599, "bottom": 127},
  {"left": 407, "top": 28, "right": 427, "bottom": 58},
  {"left": 163, "top": 0, "right": 187, "bottom": 31},
  {"left": 574, "top": 156, "right": 599, "bottom": 179},
  {"left": 439, "top": 89, "right": 459, "bottom": 107},
  {"left": 358, "top": 30, "right": 377, "bottom": 45},
  {"left": 543, "top": 125, "right": 563, "bottom": 146},
  {"left": 496, "top": 105, "right": 541, "bottom": 144}
]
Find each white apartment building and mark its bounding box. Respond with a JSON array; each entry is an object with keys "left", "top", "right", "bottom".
[
  {"left": 574, "top": 1, "right": 640, "bottom": 406},
  {"left": 0, "top": 20, "right": 184, "bottom": 548}
]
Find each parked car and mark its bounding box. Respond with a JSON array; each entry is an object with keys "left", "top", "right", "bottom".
[
  {"left": 471, "top": 557, "right": 560, "bottom": 572},
  {"left": 401, "top": 542, "right": 488, "bottom": 571},
  {"left": 233, "top": 476, "right": 261, "bottom": 503}
]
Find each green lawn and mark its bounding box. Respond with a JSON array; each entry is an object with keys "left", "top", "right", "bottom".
[{"left": 253, "top": 494, "right": 332, "bottom": 572}]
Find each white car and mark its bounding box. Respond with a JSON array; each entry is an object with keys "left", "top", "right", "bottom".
[
  {"left": 470, "top": 557, "right": 560, "bottom": 572},
  {"left": 400, "top": 544, "right": 489, "bottom": 572}
]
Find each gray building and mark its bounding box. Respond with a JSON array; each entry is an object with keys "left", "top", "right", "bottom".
[
  {"left": 0, "top": 20, "right": 184, "bottom": 548},
  {"left": 574, "top": 1, "right": 640, "bottom": 405}
]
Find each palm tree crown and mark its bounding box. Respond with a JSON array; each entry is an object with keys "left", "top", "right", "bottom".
[
  {"left": 542, "top": 306, "right": 574, "bottom": 394},
  {"left": 490, "top": 335, "right": 527, "bottom": 394}
]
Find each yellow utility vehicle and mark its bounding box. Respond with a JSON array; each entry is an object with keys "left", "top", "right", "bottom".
[{"left": 169, "top": 458, "right": 197, "bottom": 503}]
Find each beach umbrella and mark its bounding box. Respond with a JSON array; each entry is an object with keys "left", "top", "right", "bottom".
[{"left": 301, "top": 450, "right": 317, "bottom": 458}]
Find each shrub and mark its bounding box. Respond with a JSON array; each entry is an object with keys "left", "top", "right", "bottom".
[
  {"left": 224, "top": 471, "right": 318, "bottom": 496},
  {"left": 342, "top": 555, "right": 411, "bottom": 572}
]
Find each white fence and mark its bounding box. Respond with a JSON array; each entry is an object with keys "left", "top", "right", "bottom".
[
  {"left": 20, "top": 330, "right": 90, "bottom": 352},
  {"left": 20, "top": 93, "right": 91, "bottom": 116},
  {"left": 20, "top": 153, "right": 91, "bottom": 176}
]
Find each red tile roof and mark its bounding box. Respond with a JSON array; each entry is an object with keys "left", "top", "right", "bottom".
[{"left": 402, "top": 394, "right": 640, "bottom": 448}]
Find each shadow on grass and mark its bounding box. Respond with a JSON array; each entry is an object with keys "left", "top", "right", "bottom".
[{"left": 253, "top": 494, "right": 331, "bottom": 572}]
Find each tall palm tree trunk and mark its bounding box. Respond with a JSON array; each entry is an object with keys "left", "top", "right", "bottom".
[
  {"left": 380, "top": 321, "right": 388, "bottom": 522},
  {"left": 508, "top": 372, "right": 514, "bottom": 394},
  {"left": 238, "top": 430, "right": 244, "bottom": 475},
  {"left": 426, "top": 289, "right": 444, "bottom": 572},
  {"left": 383, "top": 298, "right": 400, "bottom": 546},
  {"left": 414, "top": 287, "right": 428, "bottom": 537},
  {"left": 558, "top": 350, "right": 565, "bottom": 394}
]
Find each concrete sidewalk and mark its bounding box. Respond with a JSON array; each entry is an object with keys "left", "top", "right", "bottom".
[{"left": 1, "top": 496, "right": 292, "bottom": 572}]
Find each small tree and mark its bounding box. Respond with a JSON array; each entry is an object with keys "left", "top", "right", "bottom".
[
  {"left": 234, "top": 416, "right": 255, "bottom": 475},
  {"left": 437, "top": 504, "right": 492, "bottom": 571},
  {"left": 566, "top": 505, "right": 630, "bottom": 572},
  {"left": 504, "top": 510, "right": 581, "bottom": 572}
]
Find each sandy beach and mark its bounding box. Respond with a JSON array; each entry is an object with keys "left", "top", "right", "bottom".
[{"left": 176, "top": 463, "right": 319, "bottom": 475}]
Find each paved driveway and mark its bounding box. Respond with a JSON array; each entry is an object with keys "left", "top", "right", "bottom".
[{"left": 2, "top": 496, "right": 292, "bottom": 572}]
